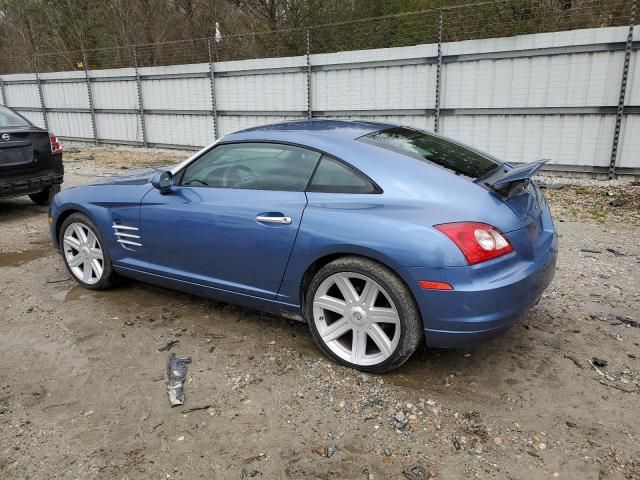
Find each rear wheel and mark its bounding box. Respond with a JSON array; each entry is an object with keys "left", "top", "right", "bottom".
[
  {"left": 29, "top": 183, "right": 61, "bottom": 205},
  {"left": 305, "top": 256, "right": 423, "bottom": 373},
  {"left": 59, "top": 213, "right": 116, "bottom": 290}
]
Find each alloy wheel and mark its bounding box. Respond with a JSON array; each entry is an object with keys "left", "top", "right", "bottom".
[
  {"left": 63, "top": 222, "right": 104, "bottom": 285},
  {"left": 312, "top": 272, "right": 401, "bottom": 366}
]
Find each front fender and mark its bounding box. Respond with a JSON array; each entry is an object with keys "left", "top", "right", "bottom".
[{"left": 49, "top": 184, "right": 151, "bottom": 254}]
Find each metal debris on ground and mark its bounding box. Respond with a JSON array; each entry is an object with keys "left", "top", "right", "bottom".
[
  {"left": 606, "top": 248, "right": 626, "bottom": 256},
  {"left": 609, "top": 198, "right": 627, "bottom": 207},
  {"left": 243, "top": 452, "right": 266, "bottom": 463},
  {"left": 591, "top": 357, "right": 608, "bottom": 368},
  {"left": 166, "top": 353, "right": 192, "bottom": 406},
  {"left": 205, "top": 332, "right": 227, "bottom": 339},
  {"left": 158, "top": 339, "right": 179, "bottom": 352},
  {"left": 46, "top": 277, "right": 72, "bottom": 284},
  {"left": 617, "top": 317, "right": 640, "bottom": 328},
  {"left": 589, "top": 359, "right": 611, "bottom": 377},
  {"left": 403, "top": 464, "right": 430, "bottom": 480},
  {"left": 590, "top": 314, "right": 639, "bottom": 328},
  {"left": 181, "top": 404, "right": 212, "bottom": 414}
]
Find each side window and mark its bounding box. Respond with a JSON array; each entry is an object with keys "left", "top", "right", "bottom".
[
  {"left": 180, "top": 143, "right": 321, "bottom": 191},
  {"left": 307, "top": 156, "right": 377, "bottom": 194}
]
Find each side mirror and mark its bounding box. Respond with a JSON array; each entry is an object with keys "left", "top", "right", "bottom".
[{"left": 151, "top": 171, "right": 173, "bottom": 194}]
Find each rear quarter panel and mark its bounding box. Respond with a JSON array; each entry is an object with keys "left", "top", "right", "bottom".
[
  {"left": 279, "top": 148, "right": 528, "bottom": 306},
  {"left": 278, "top": 192, "right": 466, "bottom": 306}
]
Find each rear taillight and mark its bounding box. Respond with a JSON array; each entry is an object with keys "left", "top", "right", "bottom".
[
  {"left": 49, "top": 135, "right": 62, "bottom": 155},
  {"left": 435, "top": 222, "right": 513, "bottom": 265},
  {"left": 418, "top": 280, "right": 453, "bottom": 291}
]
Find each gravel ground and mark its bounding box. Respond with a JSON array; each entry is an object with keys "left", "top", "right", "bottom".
[{"left": 0, "top": 147, "right": 639, "bottom": 480}]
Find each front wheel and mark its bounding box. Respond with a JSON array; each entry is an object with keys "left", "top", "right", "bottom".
[
  {"left": 29, "top": 183, "right": 61, "bottom": 205},
  {"left": 59, "top": 213, "right": 117, "bottom": 290},
  {"left": 305, "top": 256, "right": 423, "bottom": 373}
]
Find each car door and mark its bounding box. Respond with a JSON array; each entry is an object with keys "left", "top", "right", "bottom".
[{"left": 136, "top": 142, "right": 321, "bottom": 299}]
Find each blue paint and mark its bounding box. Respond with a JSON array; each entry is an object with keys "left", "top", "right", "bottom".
[{"left": 50, "top": 120, "right": 557, "bottom": 347}]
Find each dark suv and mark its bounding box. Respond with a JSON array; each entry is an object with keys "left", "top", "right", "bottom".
[{"left": 0, "top": 105, "right": 63, "bottom": 205}]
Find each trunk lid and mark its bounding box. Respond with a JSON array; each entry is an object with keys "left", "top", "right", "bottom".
[
  {"left": 477, "top": 160, "right": 551, "bottom": 254},
  {"left": 477, "top": 160, "right": 547, "bottom": 228},
  {"left": 480, "top": 160, "right": 547, "bottom": 196},
  {"left": 0, "top": 128, "right": 51, "bottom": 171}
]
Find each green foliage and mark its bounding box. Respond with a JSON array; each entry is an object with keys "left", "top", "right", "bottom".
[{"left": 0, "top": 0, "right": 632, "bottom": 73}]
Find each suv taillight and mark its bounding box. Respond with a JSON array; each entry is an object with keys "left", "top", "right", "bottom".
[
  {"left": 435, "top": 222, "right": 513, "bottom": 265},
  {"left": 50, "top": 135, "right": 62, "bottom": 155}
]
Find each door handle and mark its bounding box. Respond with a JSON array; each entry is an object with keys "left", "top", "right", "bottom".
[{"left": 256, "top": 215, "right": 292, "bottom": 225}]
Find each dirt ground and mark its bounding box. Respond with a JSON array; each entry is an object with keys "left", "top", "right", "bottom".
[{"left": 1, "top": 146, "right": 639, "bottom": 480}]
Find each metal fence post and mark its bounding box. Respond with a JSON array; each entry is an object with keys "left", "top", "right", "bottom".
[
  {"left": 608, "top": 0, "right": 636, "bottom": 179},
  {"left": 82, "top": 51, "right": 99, "bottom": 145},
  {"left": 207, "top": 38, "right": 219, "bottom": 139},
  {"left": 434, "top": 10, "right": 443, "bottom": 133},
  {"left": 33, "top": 56, "right": 49, "bottom": 131},
  {"left": 0, "top": 77, "right": 6, "bottom": 106},
  {"left": 306, "top": 29, "right": 312, "bottom": 119},
  {"left": 132, "top": 47, "right": 148, "bottom": 147}
]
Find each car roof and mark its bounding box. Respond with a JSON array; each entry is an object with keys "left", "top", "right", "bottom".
[{"left": 226, "top": 119, "right": 394, "bottom": 141}]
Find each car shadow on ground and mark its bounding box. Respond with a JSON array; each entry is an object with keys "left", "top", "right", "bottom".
[
  {"left": 51, "top": 272, "right": 537, "bottom": 390},
  {"left": 0, "top": 198, "right": 48, "bottom": 221}
]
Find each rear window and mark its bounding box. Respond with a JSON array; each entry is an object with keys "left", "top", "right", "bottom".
[
  {"left": 0, "top": 107, "right": 30, "bottom": 128},
  {"left": 360, "top": 127, "right": 500, "bottom": 179}
]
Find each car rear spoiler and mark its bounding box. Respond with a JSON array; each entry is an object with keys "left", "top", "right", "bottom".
[{"left": 482, "top": 160, "right": 548, "bottom": 198}]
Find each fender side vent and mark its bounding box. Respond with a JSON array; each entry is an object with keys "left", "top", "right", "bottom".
[{"left": 113, "top": 222, "right": 142, "bottom": 247}]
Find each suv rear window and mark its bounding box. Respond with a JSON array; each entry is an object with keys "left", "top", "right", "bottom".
[
  {"left": 0, "top": 106, "right": 30, "bottom": 128},
  {"left": 360, "top": 127, "right": 500, "bottom": 179}
]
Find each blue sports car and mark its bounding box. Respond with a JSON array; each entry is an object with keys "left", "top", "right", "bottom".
[{"left": 49, "top": 120, "right": 557, "bottom": 372}]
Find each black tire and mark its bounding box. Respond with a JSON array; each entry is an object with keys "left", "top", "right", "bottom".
[
  {"left": 59, "top": 212, "right": 117, "bottom": 290},
  {"left": 304, "top": 256, "right": 423, "bottom": 373},
  {"left": 29, "top": 183, "right": 61, "bottom": 205}
]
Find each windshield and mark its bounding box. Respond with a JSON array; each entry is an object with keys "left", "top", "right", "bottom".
[
  {"left": 360, "top": 127, "right": 500, "bottom": 179},
  {"left": 0, "top": 106, "right": 30, "bottom": 128}
]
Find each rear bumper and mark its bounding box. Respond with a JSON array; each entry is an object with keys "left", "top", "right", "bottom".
[
  {"left": 0, "top": 174, "right": 63, "bottom": 198},
  {"left": 406, "top": 231, "right": 558, "bottom": 348}
]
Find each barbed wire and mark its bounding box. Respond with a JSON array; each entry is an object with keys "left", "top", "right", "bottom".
[
  {"left": 442, "top": 0, "right": 630, "bottom": 42},
  {"left": 0, "top": 0, "right": 633, "bottom": 74}
]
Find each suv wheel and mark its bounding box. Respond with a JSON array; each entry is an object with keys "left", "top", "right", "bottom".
[
  {"left": 29, "top": 184, "right": 61, "bottom": 205},
  {"left": 305, "top": 256, "right": 423, "bottom": 373}
]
